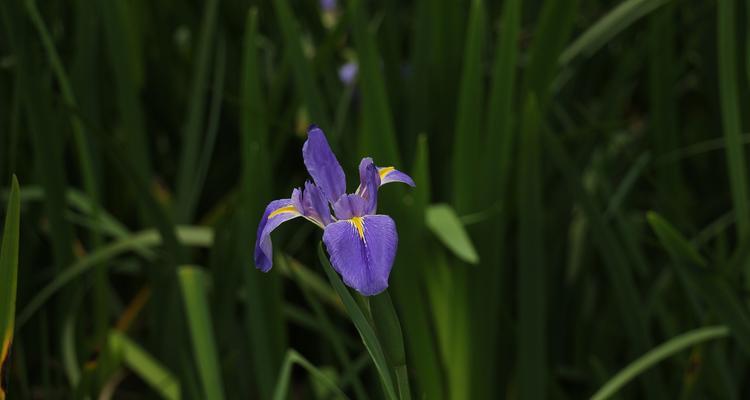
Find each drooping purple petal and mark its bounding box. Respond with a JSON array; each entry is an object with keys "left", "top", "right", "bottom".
[
  {"left": 355, "top": 157, "right": 380, "bottom": 214},
  {"left": 293, "top": 181, "right": 333, "bottom": 227},
  {"left": 322, "top": 215, "right": 398, "bottom": 296},
  {"left": 378, "top": 167, "right": 416, "bottom": 187},
  {"left": 254, "top": 199, "right": 302, "bottom": 272},
  {"left": 302, "top": 126, "right": 347, "bottom": 204},
  {"left": 333, "top": 194, "right": 368, "bottom": 220}
]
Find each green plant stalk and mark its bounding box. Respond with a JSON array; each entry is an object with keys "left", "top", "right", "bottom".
[
  {"left": 371, "top": 291, "right": 411, "bottom": 400},
  {"left": 319, "top": 245, "right": 399, "bottom": 400},
  {"left": 591, "top": 326, "right": 729, "bottom": 400}
]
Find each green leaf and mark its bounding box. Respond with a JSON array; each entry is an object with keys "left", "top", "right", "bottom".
[
  {"left": 559, "top": 0, "right": 670, "bottom": 66},
  {"left": 108, "top": 330, "right": 181, "bottom": 400},
  {"left": 318, "top": 245, "right": 398, "bottom": 400},
  {"left": 175, "top": 0, "right": 220, "bottom": 222},
  {"left": 647, "top": 212, "right": 707, "bottom": 267},
  {"left": 717, "top": 0, "right": 750, "bottom": 250},
  {"left": 273, "top": 0, "right": 330, "bottom": 128},
  {"left": 17, "top": 226, "right": 214, "bottom": 331},
  {"left": 272, "top": 349, "right": 350, "bottom": 400},
  {"left": 517, "top": 96, "right": 546, "bottom": 400},
  {"left": 0, "top": 176, "right": 20, "bottom": 400},
  {"left": 451, "top": 0, "right": 486, "bottom": 213},
  {"left": 349, "top": 0, "right": 400, "bottom": 164},
  {"left": 591, "top": 326, "right": 729, "bottom": 400},
  {"left": 425, "top": 204, "right": 479, "bottom": 264},
  {"left": 178, "top": 266, "right": 226, "bottom": 400},
  {"left": 371, "top": 291, "right": 411, "bottom": 400}
]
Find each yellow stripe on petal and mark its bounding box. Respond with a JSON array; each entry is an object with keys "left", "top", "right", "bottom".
[
  {"left": 379, "top": 167, "right": 395, "bottom": 180},
  {"left": 269, "top": 205, "right": 299, "bottom": 219},
  {"left": 350, "top": 217, "right": 366, "bottom": 240}
]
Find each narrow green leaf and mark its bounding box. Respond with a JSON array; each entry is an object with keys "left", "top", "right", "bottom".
[
  {"left": 591, "top": 326, "right": 729, "bottom": 400},
  {"left": 0, "top": 176, "right": 20, "bottom": 400},
  {"left": 523, "top": 0, "right": 579, "bottom": 100},
  {"left": 371, "top": 292, "right": 411, "bottom": 400},
  {"left": 318, "top": 245, "right": 398, "bottom": 400},
  {"left": 559, "top": 0, "right": 670, "bottom": 66},
  {"left": 717, "top": 0, "right": 750, "bottom": 249},
  {"left": 178, "top": 266, "right": 226, "bottom": 400},
  {"left": 108, "top": 330, "right": 181, "bottom": 400},
  {"left": 96, "top": 0, "right": 152, "bottom": 178},
  {"left": 272, "top": 349, "right": 350, "bottom": 400},
  {"left": 517, "top": 96, "right": 546, "bottom": 400},
  {"left": 17, "top": 226, "right": 214, "bottom": 330},
  {"left": 646, "top": 212, "right": 707, "bottom": 267},
  {"left": 425, "top": 204, "right": 479, "bottom": 264},
  {"left": 451, "top": 0, "right": 485, "bottom": 213},
  {"left": 647, "top": 212, "right": 750, "bottom": 356},
  {"left": 273, "top": 0, "right": 330, "bottom": 128},
  {"left": 545, "top": 131, "right": 666, "bottom": 397},
  {"left": 349, "top": 0, "right": 400, "bottom": 163},
  {"left": 239, "top": 9, "right": 285, "bottom": 399},
  {"left": 175, "top": 0, "right": 220, "bottom": 222},
  {"left": 387, "top": 135, "right": 445, "bottom": 400}
]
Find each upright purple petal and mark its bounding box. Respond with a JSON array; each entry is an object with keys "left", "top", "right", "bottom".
[
  {"left": 303, "top": 126, "right": 347, "bottom": 204},
  {"left": 322, "top": 215, "right": 398, "bottom": 296},
  {"left": 254, "top": 199, "right": 302, "bottom": 272},
  {"left": 378, "top": 167, "right": 416, "bottom": 187},
  {"left": 293, "top": 181, "right": 333, "bottom": 226},
  {"left": 355, "top": 157, "right": 380, "bottom": 214},
  {"left": 333, "top": 194, "right": 368, "bottom": 220}
]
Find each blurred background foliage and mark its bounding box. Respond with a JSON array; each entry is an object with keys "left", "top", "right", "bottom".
[{"left": 1, "top": 0, "right": 750, "bottom": 398}]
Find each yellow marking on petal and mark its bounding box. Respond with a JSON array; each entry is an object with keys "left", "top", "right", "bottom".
[
  {"left": 379, "top": 167, "right": 395, "bottom": 180},
  {"left": 350, "top": 217, "right": 366, "bottom": 240},
  {"left": 269, "top": 205, "right": 298, "bottom": 218}
]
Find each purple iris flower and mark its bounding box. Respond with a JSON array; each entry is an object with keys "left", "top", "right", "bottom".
[{"left": 254, "top": 125, "right": 415, "bottom": 296}]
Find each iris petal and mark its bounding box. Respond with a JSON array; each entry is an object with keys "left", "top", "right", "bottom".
[
  {"left": 356, "top": 157, "right": 380, "bottom": 214},
  {"left": 302, "top": 126, "right": 347, "bottom": 204},
  {"left": 322, "top": 215, "right": 398, "bottom": 296},
  {"left": 254, "top": 199, "right": 302, "bottom": 272},
  {"left": 293, "top": 182, "right": 333, "bottom": 226},
  {"left": 378, "top": 167, "right": 415, "bottom": 187},
  {"left": 333, "top": 194, "right": 368, "bottom": 220}
]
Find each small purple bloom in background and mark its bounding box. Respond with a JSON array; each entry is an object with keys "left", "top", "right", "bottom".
[
  {"left": 319, "top": 0, "right": 337, "bottom": 12},
  {"left": 338, "top": 62, "right": 358, "bottom": 86},
  {"left": 255, "top": 126, "right": 415, "bottom": 295}
]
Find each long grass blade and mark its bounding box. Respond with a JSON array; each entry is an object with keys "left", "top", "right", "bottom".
[
  {"left": 717, "top": 0, "right": 750, "bottom": 253},
  {"left": 451, "top": 0, "right": 485, "bottom": 213},
  {"left": 175, "top": 0, "right": 220, "bottom": 222},
  {"left": 108, "top": 330, "right": 181, "bottom": 400},
  {"left": 178, "top": 266, "right": 226, "bottom": 400},
  {"left": 591, "top": 326, "right": 729, "bottom": 400},
  {"left": 272, "top": 349, "right": 350, "bottom": 400},
  {"left": 0, "top": 176, "right": 20, "bottom": 400},
  {"left": 517, "top": 96, "right": 546, "bottom": 400}
]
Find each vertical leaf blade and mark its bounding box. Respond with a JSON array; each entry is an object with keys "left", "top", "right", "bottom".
[
  {"left": 0, "top": 176, "right": 20, "bottom": 400},
  {"left": 178, "top": 266, "right": 226, "bottom": 400}
]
